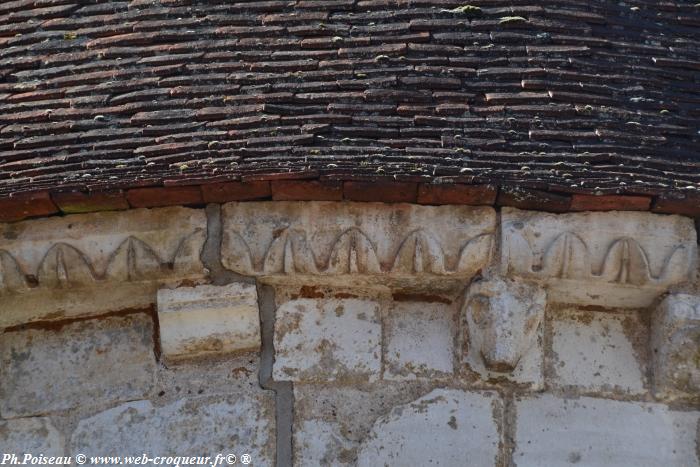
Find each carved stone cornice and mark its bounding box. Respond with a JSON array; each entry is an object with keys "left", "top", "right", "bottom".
[
  {"left": 501, "top": 208, "right": 697, "bottom": 307},
  {"left": 221, "top": 202, "right": 497, "bottom": 281},
  {"left": 0, "top": 207, "right": 207, "bottom": 327}
]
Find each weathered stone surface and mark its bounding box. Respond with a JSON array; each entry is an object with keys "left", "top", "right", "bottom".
[
  {"left": 295, "top": 419, "right": 356, "bottom": 467},
  {"left": 357, "top": 389, "right": 500, "bottom": 467},
  {"left": 70, "top": 395, "right": 275, "bottom": 465},
  {"left": 221, "top": 202, "right": 495, "bottom": 280},
  {"left": 463, "top": 277, "right": 546, "bottom": 387},
  {"left": 0, "top": 207, "right": 207, "bottom": 327},
  {"left": 501, "top": 208, "right": 697, "bottom": 307},
  {"left": 0, "top": 417, "right": 65, "bottom": 456},
  {"left": 384, "top": 301, "right": 455, "bottom": 380},
  {"left": 550, "top": 309, "right": 646, "bottom": 394},
  {"left": 156, "top": 352, "right": 263, "bottom": 401},
  {"left": 514, "top": 395, "right": 700, "bottom": 467},
  {"left": 0, "top": 314, "right": 155, "bottom": 417},
  {"left": 157, "top": 283, "right": 261, "bottom": 361},
  {"left": 652, "top": 294, "right": 700, "bottom": 401},
  {"left": 294, "top": 381, "right": 435, "bottom": 467},
  {"left": 273, "top": 299, "right": 381, "bottom": 382}
]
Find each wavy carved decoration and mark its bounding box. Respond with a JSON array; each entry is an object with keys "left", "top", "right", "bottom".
[
  {"left": 225, "top": 227, "right": 493, "bottom": 276},
  {"left": 509, "top": 230, "right": 691, "bottom": 286},
  {"left": 0, "top": 229, "right": 205, "bottom": 294},
  {"left": 0, "top": 250, "right": 28, "bottom": 292},
  {"left": 264, "top": 229, "right": 318, "bottom": 274},
  {"left": 38, "top": 243, "right": 97, "bottom": 288},
  {"left": 326, "top": 228, "right": 382, "bottom": 275}
]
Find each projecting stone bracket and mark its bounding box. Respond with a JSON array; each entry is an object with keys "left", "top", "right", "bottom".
[
  {"left": 463, "top": 276, "right": 547, "bottom": 387},
  {"left": 157, "top": 283, "right": 261, "bottom": 362}
]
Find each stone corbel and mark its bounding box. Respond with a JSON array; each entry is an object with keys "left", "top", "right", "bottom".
[
  {"left": 157, "top": 283, "right": 261, "bottom": 362},
  {"left": 462, "top": 276, "right": 547, "bottom": 388}
]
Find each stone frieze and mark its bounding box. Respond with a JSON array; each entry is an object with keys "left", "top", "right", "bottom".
[
  {"left": 501, "top": 208, "right": 697, "bottom": 307},
  {"left": 222, "top": 201, "right": 496, "bottom": 279}
]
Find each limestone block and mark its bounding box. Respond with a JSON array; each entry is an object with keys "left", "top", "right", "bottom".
[
  {"left": 550, "top": 309, "right": 646, "bottom": 395},
  {"left": 273, "top": 299, "right": 381, "bottom": 382},
  {"left": 295, "top": 420, "right": 356, "bottom": 467},
  {"left": 0, "top": 314, "right": 155, "bottom": 417},
  {"left": 158, "top": 283, "right": 261, "bottom": 361},
  {"left": 384, "top": 301, "right": 455, "bottom": 380},
  {"left": 514, "top": 394, "right": 700, "bottom": 467},
  {"left": 293, "top": 381, "right": 435, "bottom": 466},
  {"left": 501, "top": 208, "right": 696, "bottom": 307},
  {"left": 0, "top": 417, "right": 64, "bottom": 456},
  {"left": 70, "top": 395, "right": 275, "bottom": 465},
  {"left": 0, "top": 207, "right": 207, "bottom": 327},
  {"left": 221, "top": 202, "right": 495, "bottom": 280},
  {"left": 357, "top": 389, "right": 500, "bottom": 467},
  {"left": 463, "top": 277, "right": 546, "bottom": 387},
  {"left": 652, "top": 294, "right": 700, "bottom": 400}
]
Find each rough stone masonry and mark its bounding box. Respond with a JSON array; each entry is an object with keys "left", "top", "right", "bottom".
[{"left": 1, "top": 202, "right": 699, "bottom": 467}]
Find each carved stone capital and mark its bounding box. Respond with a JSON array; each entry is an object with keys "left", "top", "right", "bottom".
[
  {"left": 501, "top": 208, "right": 697, "bottom": 308},
  {"left": 221, "top": 202, "right": 496, "bottom": 284},
  {"left": 463, "top": 277, "right": 546, "bottom": 387},
  {"left": 652, "top": 294, "right": 700, "bottom": 401}
]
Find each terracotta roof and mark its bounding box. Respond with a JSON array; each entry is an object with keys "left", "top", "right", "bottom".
[{"left": 0, "top": 0, "right": 699, "bottom": 219}]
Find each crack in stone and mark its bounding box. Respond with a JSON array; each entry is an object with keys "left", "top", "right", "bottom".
[{"left": 202, "top": 203, "right": 293, "bottom": 467}]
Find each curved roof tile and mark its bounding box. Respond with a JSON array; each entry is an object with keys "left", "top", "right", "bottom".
[{"left": 0, "top": 0, "right": 698, "bottom": 217}]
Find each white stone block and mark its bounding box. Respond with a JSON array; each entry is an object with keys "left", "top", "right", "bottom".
[
  {"left": 514, "top": 394, "right": 700, "bottom": 467},
  {"left": 0, "top": 417, "right": 64, "bottom": 457},
  {"left": 0, "top": 314, "right": 155, "bottom": 417},
  {"left": 70, "top": 395, "right": 275, "bottom": 465},
  {"left": 221, "top": 202, "right": 495, "bottom": 280},
  {"left": 501, "top": 208, "right": 696, "bottom": 307},
  {"left": 295, "top": 419, "right": 356, "bottom": 467},
  {"left": 384, "top": 301, "right": 455, "bottom": 379},
  {"left": 652, "top": 294, "right": 700, "bottom": 401},
  {"left": 158, "top": 283, "right": 261, "bottom": 361},
  {"left": 357, "top": 389, "right": 500, "bottom": 467},
  {"left": 273, "top": 299, "right": 381, "bottom": 382},
  {"left": 0, "top": 207, "right": 207, "bottom": 327},
  {"left": 550, "top": 309, "right": 646, "bottom": 394},
  {"left": 463, "top": 277, "right": 546, "bottom": 387},
  {"left": 293, "top": 382, "right": 435, "bottom": 467}
]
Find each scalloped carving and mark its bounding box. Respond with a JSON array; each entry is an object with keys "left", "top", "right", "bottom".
[
  {"left": 327, "top": 228, "right": 381, "bottom": 275},
  {"left": 392, "top": 230, "right": 446, "bottom": 275},
  {"left": 540, "top": 232, "right": 589, "bottom": 280},
  {"left": 0, "top": 250, "right": 28, "bottom": 293},
  {"left": 224, "top": 228, "right": 494, "bottom": 277},
  {"left": 106, "top": 237, "right": 164, "bottom": 282},
  {"left": 222, "top": 230, "right": 254, "bottom": 273},
  {"left": 38, "top": 243, "right": 96, "bottom": 288},
  {"left": 507, "top": 230, "right": 690, "bottom": 287},
  {"left": 0, "top": 233, "right": 205, "bottom": 293},
  {"left": 264, "top": 229, "right": 318, "bottom": 274},
  {"left": 501, "top": 208, "right": 697, "bottom": 307},
  {"left": 221, "top": 202, "right": 496, "bottom": 278},
  {"left": 455, "top": 234, "right": 494, "bottom": 275}
]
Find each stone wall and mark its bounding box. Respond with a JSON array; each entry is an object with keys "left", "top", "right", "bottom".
[{"left": 1, "top": 202, "right": 698, "bottom": 466}]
